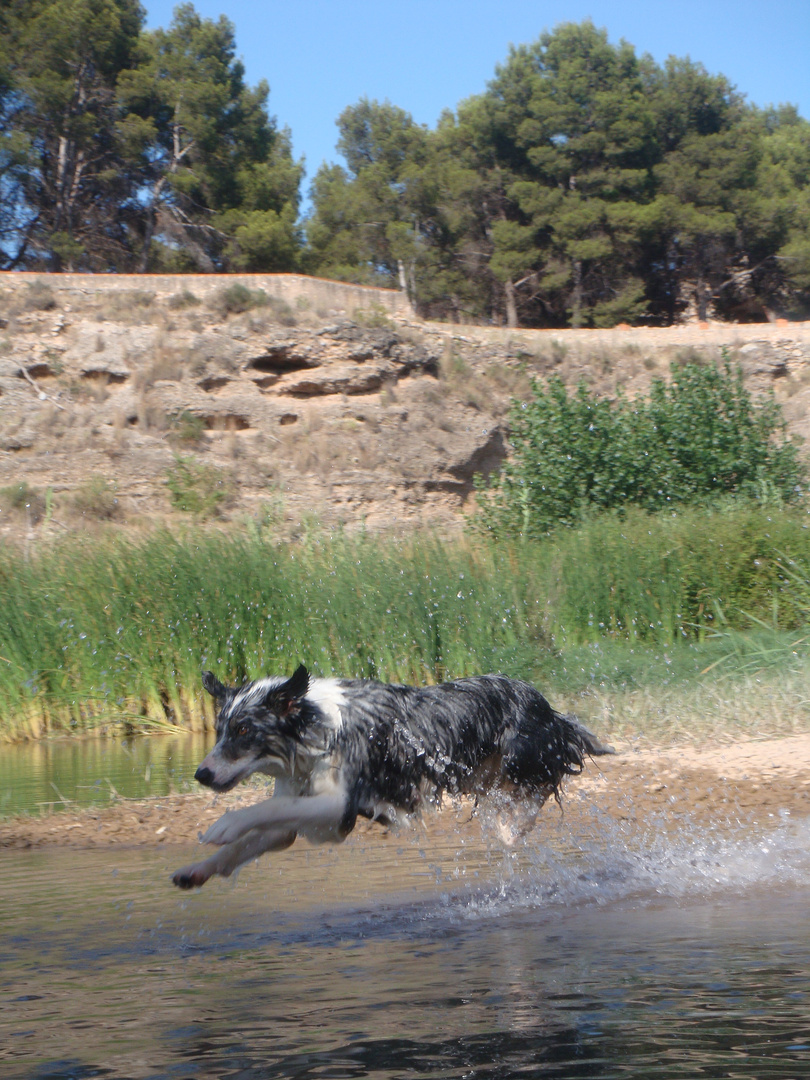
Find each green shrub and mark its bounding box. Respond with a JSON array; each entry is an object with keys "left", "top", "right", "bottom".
[
  {"left": 24, "top": 280, "right": 57, "bottom": 311},
  {"left": 0, "top": 482, "right": 46, "bottom": 522},
  {"left": 169, "top": 410, "right": 206, "bottom": 447},
  {"left": 125, "top": 289, "right": 155, "bottom": 308},
  {"left": 478, "top": 357, "right": 805, "bottom": 537},
  {"left": 167, "top": 289, "right": 200, "bottom": 310},
  {"left": 165, "top": 455, "right": 233, "bottom": 517},
  {"left": 213, "top": 283, "right": 269, "bottom": 315},
  {"left": 353, "top": 302, "right": 394, "bottom": 329},
  {"left": 265, "top": 296, "right": 297, "bottom": 326},
  {"left": 71, "top": 477, "right": 119, "bottom": 519}
]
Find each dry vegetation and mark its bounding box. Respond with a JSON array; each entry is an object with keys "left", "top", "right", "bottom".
[{"left": 0, "top": 275, "right": 809, "bottom": 545}]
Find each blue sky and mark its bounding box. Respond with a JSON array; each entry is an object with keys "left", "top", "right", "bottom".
[{"left": 143, "top": 0, "right": 810, "bottom": 202}]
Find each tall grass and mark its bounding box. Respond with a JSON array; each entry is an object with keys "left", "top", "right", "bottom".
[
  {"left": 3, "top": 504, "right": 810, "bottom": 739},
  {"left": 0, "top": 533, "right": 548, "bottom": 739},
  {"left": 547, "top": 505, "right": 810, "bottom": 639}
]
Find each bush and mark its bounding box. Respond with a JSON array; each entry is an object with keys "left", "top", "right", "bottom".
[
  {"left": 165, "top": 455, "right": 233, "bottom": 517},
  {"left": 169, "top": 410, "right": 206, "bottom": 447},
  {"left": 478, "top": 357, "right": 806, "bottom": 537},
  {"left": 265, "top": 296, "right": 297, "bottom": 325},
  {"left": 213, "top": 283, "right": 268, "bottom": 315},
  {"left": 167, "top": 289, "right": 200, "bottom": 310},
  {"left": 71, "top": 477, "right": 119, "bottom": 519},
  {"left": 353, "top": 302, "right": 394, "bottom": 329},
  {"left": 0, "top": 482, "right": 46, "bottom": 522},
  {"left": 25, "top": 280, "right": 57, "bottom": 311}
]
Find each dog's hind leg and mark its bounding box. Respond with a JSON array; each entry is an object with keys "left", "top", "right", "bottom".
[
  {"left": 172, "top": 825, "right": 297, "bottom": 890},
  {"left": 494, "top": 793, "right": 549, "bottom": 846}
]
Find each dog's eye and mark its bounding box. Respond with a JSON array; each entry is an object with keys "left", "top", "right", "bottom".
[{"left": 236, "top": 723, "right": 250, "bottom": 738}]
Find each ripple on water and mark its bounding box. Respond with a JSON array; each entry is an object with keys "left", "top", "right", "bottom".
[{"left": 3, "top": 809, "right": 810, "bottom": 1080}]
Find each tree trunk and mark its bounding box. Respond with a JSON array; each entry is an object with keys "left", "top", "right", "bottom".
[
  {"left": 570, "top": 259, "right": 583, "bottom": 327},
  {"left": 138, "top": 210, "right": 156, "bottom": 273},
  {"left": 407, "top": 259, "right": 416, "bottom": 303},
  {"left": 505, "top": 279, "right": 518, "bottom": 328}
]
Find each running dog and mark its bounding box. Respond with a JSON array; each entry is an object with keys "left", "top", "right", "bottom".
[{"left": 172, "top": 665, "right": 612, "bottom": 889}]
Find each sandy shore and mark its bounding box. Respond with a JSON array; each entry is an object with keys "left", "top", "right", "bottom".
[{"left": 2, "top": 733, "right": 809, "bottom": 852}]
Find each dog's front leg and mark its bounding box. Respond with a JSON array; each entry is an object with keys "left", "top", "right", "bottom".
[
  {"left": 201, "top": 792, "right": 348, "bottom": 847},
  {"left": 199, "top": 799, "right": 279, "bottom": 846},
  {"left": 172, "top": 825, "right": 297, "bottom": 889}
]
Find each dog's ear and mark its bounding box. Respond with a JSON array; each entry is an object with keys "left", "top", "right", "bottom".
[
  {"left": 286, "top": 664, "right": 311, "bottom": 699},
  {"left": 268, "top": 664, "right": 310, "bottom": 717},
  {"left": 202, "top": 670, "right": 227, "bottom": 701}
]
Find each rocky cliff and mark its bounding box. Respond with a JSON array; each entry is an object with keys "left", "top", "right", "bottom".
[{"left": 2, "top": 273, "right": 810, "bottom": 540}]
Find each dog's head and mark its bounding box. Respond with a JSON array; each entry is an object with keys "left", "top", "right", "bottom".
[{"left": 195, "top": 664, "right": 312, "bottom": 791}]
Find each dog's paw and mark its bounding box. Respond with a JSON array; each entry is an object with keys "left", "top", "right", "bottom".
[{"left": 172, "top": 863, "right": 209, "bottom": 889}]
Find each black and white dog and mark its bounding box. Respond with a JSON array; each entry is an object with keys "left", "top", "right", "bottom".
[{"left": 172, "top": 665, "right": 612, "bottom": 889}]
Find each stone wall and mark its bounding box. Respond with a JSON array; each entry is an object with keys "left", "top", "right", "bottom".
[{"left": 0, "top": 271, "right": 413, "bottom": 319}]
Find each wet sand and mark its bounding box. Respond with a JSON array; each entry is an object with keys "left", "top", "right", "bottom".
[{"left": 2, "top": 733, "right": 809, "bottom": 852}]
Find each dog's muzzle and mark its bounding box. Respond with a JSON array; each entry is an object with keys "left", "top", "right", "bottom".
[{"left": 195, "top": 765, "right": 216, "bottom": 787}]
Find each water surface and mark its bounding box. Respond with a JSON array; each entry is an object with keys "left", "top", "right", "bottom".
[
  {"left": 0, "top": 733, "right": 209, "bottom": 816},
  {"left": 3, "top": 807, "right": 809, "bottom": 1079}
]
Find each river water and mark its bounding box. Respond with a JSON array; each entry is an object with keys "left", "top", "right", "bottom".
[
  {"left": 3, "top": 765, "right": 810, "bottom": 1080},
  {"left": 0, "top": 734, "right": 210, "bottom": 817}
]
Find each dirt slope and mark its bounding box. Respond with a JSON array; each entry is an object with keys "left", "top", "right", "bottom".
[{"left": 2, "top": 273, "right": 810, "bottom": 539}]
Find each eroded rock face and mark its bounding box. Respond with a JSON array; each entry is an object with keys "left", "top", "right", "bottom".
[
  {"left": 0, "top": 279, "right": 809, "bottom": 538},
  {"left": 0, "top": 299, "right": 507, "bottom": 534}
]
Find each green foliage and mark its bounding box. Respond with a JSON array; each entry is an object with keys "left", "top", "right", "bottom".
[
  {"left": 167, "top": 289, "right": 200, "bottom": 310},
  {"left": 209, "top": 284, "right": 296, "bottom": 324},
  {"left": 117, "top": 2, "right": 303, "bottom": 272},
  {"left": 212, "top": 283, "right": 269, "bottom": 315},
  {"left": 165, "top": 455, "right": 233, "bottom": 517},
  {"left": 305, "top": 22, "right": 810, "bottom": 325},
  {"left": 24, "top": 281, "right": 57, "bottom": 311},
  {"left": 352, "top": 302, "right": 395, "bottom": 329},
  {"left": 1, "top": 7, "right": 808, "bottom": 318},
  {"left": 71, "top": 477, "right": 119, "bottom": 520},
  {"left": 219, "top": 204, "right": 301, "bottom": 272},
  {"left": 0, "top": 0, "right": 145, "bottom": 270},
  {"left": 478, "top": 358, "right": 805, "bottom": 537},
  {"left": 0, "top": 1, "right": 302, "bottom": 272},
  {"left": 264, "top": 296, "right": 298, "bottom": 326},
  {"left": 543, "top": 504, "right": 810, "bottom": 642},
  {"left": 4, "top": 508, "right": 810, "bottom": 736},
  {"left": 168, "top": 410, "right": 206, "bottom": 447},
  {"left": 304, "top": 99, "right": 429, "bottom": 289},
  {"left": 0, "top": 482, "right": 46, "bottom": 522}
]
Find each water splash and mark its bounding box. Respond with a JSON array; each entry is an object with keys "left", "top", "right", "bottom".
[{"left": 430, "top": 808, "right": 810, "bottom": 926}]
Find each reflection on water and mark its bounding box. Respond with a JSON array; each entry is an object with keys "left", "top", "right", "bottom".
[
  {"left": 0, "top": 732, "right": 210, "bottom": 816},
  {"left": 3, "top": 812, "right": 810, "bottom": 1079}
]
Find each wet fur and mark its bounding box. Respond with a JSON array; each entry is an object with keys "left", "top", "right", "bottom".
[{"left": 172, "top": 665, "right": 612, "bottom": 889}]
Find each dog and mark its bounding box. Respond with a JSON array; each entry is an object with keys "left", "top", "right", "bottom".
[{"left": 172, "top": 665, "right": 612, "bottom": 889}]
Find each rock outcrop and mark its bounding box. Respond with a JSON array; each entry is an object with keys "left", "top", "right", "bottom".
[{"left": 1, "top": 273, "right": 809, "bottom": 538}]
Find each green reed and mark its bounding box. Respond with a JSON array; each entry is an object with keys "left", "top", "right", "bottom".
[{"left": 3, "top": 504, "right": 810, "bottom": 739}]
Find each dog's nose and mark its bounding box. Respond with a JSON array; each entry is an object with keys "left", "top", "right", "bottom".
[{"left": 195, "top": 765, "right": 215, "bottom": 787}]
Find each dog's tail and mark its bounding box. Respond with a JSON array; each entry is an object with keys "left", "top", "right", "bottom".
[
  {"left": 561, "top": 713, "right": 614, "bottom": 761},
  {"left": 503, "top": 705, "right": 613, "bottom": 796}
]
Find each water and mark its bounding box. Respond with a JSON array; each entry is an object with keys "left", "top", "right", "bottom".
[
  {"left": 3, "top": 804, "right": 810, "bottom": 1079},
  {"left": 0, "top": 734, "right": 209, "bottom": 817}
]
